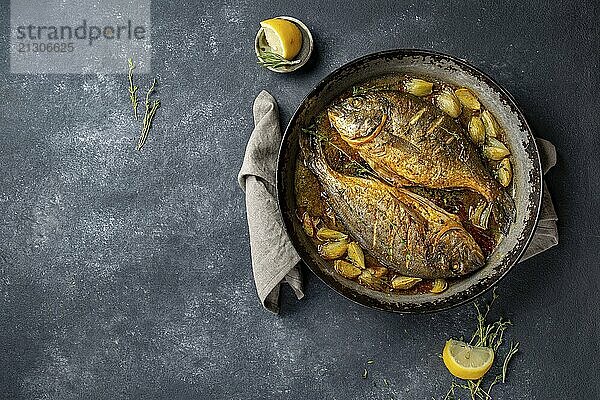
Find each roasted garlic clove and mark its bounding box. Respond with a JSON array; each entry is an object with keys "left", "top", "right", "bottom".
[
  {"left": 436, "top": 91, "right": 462, "bottom": 118},
  {"left": 347, "top": 242, "right": 366, "bottom": 269},
  {"left": 404, "top": 78, "right": 433, "bottom": 96},
  {"left": 319, "top": 239, "right": 348, "bottom": 260},
  {"left": 483, "top": 146, "right": 510, "bottom": 161},
  {"left": 358, "top": 269, "right": 375, "bottom": 285},
  {"left": 430, "top": 278, "right": 448, "bottom": 294},
  {"left": 316, "top": 227, "right": 348, "bottom": 241},
  {"left": 325, "top": 207, "right": 337, "bottom": 225},
  {"left": 468, "top": 116, "right": 486, "bottom": 145},
  {"left": 483, "top": 137, "right": 510, "bottom": 160},
  {"left": 497, "top": 157, "right": 512, "bottom": 187},
  {"left": 469, "top": 202, "right": 491, "bottom": 230},
  {"left": 391, "top": 276, "right": 422, "bottom": 290},
  {"left": 469, "top": 202, "right": 483, "bottom": 221},
  {"left": 455, "top": 88, "right": 481, "bottom": 110},
  {"left": 487, "top": 137, "right": 508, "bottom": 151},
  {"left": 312, "top": 216, "right": 322, "bottom": 229},
  {"left": 302, "top": 212, "right": 314, "bottom": 237},
  {"left": 359, "top": 270, "right": 386, "bottom": 290},
  {"left": 481, "top": 110, "right": 500, "bottom": 138},
  {"left": 334, "top": 260, "right": 362, "bottom": 279},
  {"left": 367, "top": 266, "right": 388, "bottom": 278}
]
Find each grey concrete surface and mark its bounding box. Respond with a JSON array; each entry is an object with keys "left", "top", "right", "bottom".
[{"left": 0, "top": 1, "right": 598, "bottom": 399}]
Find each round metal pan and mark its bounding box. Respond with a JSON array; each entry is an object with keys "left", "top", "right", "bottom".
[{"left": 276, "top": 49, "right": 542, "bottom": 313}]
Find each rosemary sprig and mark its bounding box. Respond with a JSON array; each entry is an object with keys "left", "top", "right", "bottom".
[
  {"left": 441, "top": 381, "right": 458, "bottom": 400},
  {"left": 137, "top": 78, "right": 160, "bottom": 151},
  {"left": 257, "top": 50, "right": 300, "bottom": 69},
  {"left": 352, "top": 84, "right": 394, "bottom": 96},
  {"left": 127, "top": 58, "right": 139, "bottom": 120},
  {"left": 301, "top": 125, "right": 376, "bottom": 179},
  {"left": 126, "top": 59, "right": 161, "bottom": 151},
  {"left": 501, "top": 342, "right": 519, "bottom": 383}
]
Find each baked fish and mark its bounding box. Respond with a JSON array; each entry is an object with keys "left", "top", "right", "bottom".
[
  {"left": 327, "top": 90, "right": 515, "bottom": 232},
  {"left": 300, "top": 135, "right": 485, "bottom": 279}
]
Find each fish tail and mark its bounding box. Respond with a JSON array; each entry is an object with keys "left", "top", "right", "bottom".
[
  {"left": 299, "top": 131, "right": 333, "bottom": 181},
  {"left": 490, "top": 188, "right": 516, "bottom": 234},
  {"left": 298, "top": 129, "right": 314, "bottom": 162}
]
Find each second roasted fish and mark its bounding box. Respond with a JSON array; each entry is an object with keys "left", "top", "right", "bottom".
[{"left": 300, "top": 134, "right": 484, "bottom": 279}]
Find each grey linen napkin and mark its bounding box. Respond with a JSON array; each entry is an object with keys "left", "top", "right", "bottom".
[
  {"left": 239, "top": 91, "right": 558, "bottom": 312},
  {"left": 519, "top": 138, "right": 559, "bottom": 261},
  {"left": 238, "top": 90, "right": 304, "bottom": 314}
]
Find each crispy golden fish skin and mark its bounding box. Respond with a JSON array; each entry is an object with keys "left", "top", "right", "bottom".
[
  {"left": 300, "top": 135, "right": 485, "bottom": 279},
  {"left": 328, "top": 91, "right": 515, "bottom": 232}
]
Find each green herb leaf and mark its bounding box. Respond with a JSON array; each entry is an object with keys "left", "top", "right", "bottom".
[
  {"left": 257, "top": 50, "right": 299, "bottom": 69},
  {"left": 127, "top": 58, "right": 139, "bottom": 120},
  {"left": 352, "top": 85, "right": 394, "bottom": 96},
  {"left": 301, "top": 124, "right": 377, "bottom": 179},
  {"left": 137, "top": 78, "right": 160, "bottom": 151},
  {"left": 501, "top": 342, "right": 519, "bottom": 383}
]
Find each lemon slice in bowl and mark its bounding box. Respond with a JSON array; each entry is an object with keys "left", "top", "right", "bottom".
[
  {"left": 442, "top": 339, "right": 495, "bottom": 380},
  {"left": 260, "top": 18, "right": 302, "bottom": 60}
]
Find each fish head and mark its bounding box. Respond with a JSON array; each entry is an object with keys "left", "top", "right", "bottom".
[
  {"left": 430, "top": 229, "right": 485, "bottom": 277},
  {"left": 327, "top": 94, "right": 389, "bottom": 143}
]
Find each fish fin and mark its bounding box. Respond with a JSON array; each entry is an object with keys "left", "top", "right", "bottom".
[
  {"left": 388, "top": 135, "right": 420, "bottom": 154},
  {"left": 491, "top": 189, "right": 516, "bottom": 234},
  {"left": 365, "top": 157, "right": 413, "bottom": 187},
  {"left": 379, "top": 167, "right": 406, "bottom": 186},
  {"left": 394, "top": 187, "right": 460, "bottom": 222}
]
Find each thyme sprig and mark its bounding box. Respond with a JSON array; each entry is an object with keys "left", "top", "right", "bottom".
[
  {"left": 257, "top": 50, "right": 300, "bottom": 69},
  {"left": 469, "top": 291, "right": 512, "bottom": 351},
  {"left": 126, "top": 59, "right": 161, "bottom": 151},
  {"left": 501, "top": 342, "right": 519, "bottom": 383},
  {"left": 137, "top": 78, "right": 160, "bottom": 151},
  {"left": 302, "top": 125, "right": 376, "bottom": 179},
  {"left": 441, "top": 290, "right": 520, "bottom": 400},
  {"left": 351, "top": 84, "right": 394, "bottom": 96},
  {"left": 127, "top": 58, "right": 139, "bottom": 120}
]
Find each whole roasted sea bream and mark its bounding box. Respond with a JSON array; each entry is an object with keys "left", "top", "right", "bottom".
[
  {"left": 300, "top": 135, "right": 484, "bottom": 279},
  {"left": 327, "top": 90, "right": 515, "bottom": 232}
]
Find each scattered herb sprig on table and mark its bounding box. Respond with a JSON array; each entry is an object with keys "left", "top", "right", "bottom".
[
  {"left": 441, "top": 289, "right": 520, "bottom": 400},
  {"left": 126, "top": 59, "right": 161, "bottom": 151},
  {"left": 137, "top": 78, "right": 161, "bottom": 151},
  {"left": 127, "top": 58, "right": 139, "bottom": 120}
]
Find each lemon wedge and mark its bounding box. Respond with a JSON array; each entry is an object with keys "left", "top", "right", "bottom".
[
  {"left": 442, "top": 339, "right": 494, "bottom": 380},
  {"left": 260, "top": 18, "right": 302, "bottom": 60}
]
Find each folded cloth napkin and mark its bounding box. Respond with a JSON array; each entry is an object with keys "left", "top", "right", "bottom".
[
  {"left": 520, "top": 138, "right": 559, "bottom": 261},
  {"left": 238, "top": 90, "right": 304, "bottom": 314},
  {"left": 239, "top": 91, "right": 558, "bottom": 312}
]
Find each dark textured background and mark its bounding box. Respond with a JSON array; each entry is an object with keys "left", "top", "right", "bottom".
[{"left": 1, "top": 1, "right": 599, "bottom": 399}]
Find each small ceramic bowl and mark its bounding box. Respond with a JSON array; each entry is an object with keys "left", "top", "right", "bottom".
[{"left": 255, "top": 16, "right": 313, "bottom": 73}]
